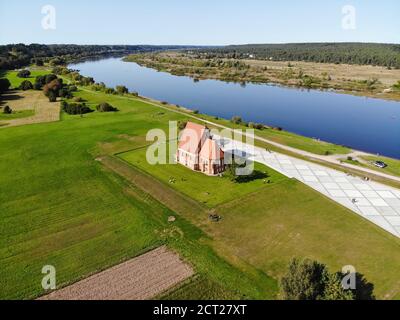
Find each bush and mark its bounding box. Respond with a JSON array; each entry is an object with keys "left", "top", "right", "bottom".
[
  {"left": 193, "top": 109, "right": 199, "bottom": 114},
  {"left": 0, "top": 78, "right": 11, "bottom": 93},
  {"left": 231, "top": 116, "right": 242, "bottom": 124},
  {"left": 3, "top": 105, "right": 12, "bottom": 114},
  {"left": 96, "top": 102, "right": 118, "bottom": 112},
  {"left": 280, "top": 258, "right": 372, "bottom": 300},
  {"left": 105, "top": 88, "right": 116, "bottom": 94},
  {"left": 17, "top": 70, "right": 31, "bottom": 78},
  {"left": 73, "top": 96, "right": 83, "bottom": 102},
  {"left": 47, "top": 90, "right": 57, "bottom": 102},
  {"left": 19, "top": 80, "right": 33, "bottom": 91},
  {"left": 116, "top": 85, "right": 129, "bottom": 95},
  {"left": 59, "top": 88, "right": 73, "bottom": 99},
  {"left": 62, "top": 102, "right": 93, "bottom": 115}
]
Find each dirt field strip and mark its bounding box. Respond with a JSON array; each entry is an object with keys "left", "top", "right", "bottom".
[
  {"left": 0, "top": 91, "right": 60, "bottom": 128},
  {"left": 38, "top": 246, "right": 194, "bottom": 300}
]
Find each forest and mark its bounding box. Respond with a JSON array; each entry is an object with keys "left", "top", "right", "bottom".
[
  {"left": 187, "top": 43, "right": 400, "bottom": 69},
  {"left": 0, "top": 44, "right": 199, "bottom": 70}
]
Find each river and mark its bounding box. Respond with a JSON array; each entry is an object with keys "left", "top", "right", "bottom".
[{"left": 69, "top": 57, "right": 400, "bottom": 159}]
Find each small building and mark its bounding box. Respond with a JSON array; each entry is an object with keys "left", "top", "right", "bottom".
[{"left": 176, "top": 122, "right": 225, "bottom": 175}]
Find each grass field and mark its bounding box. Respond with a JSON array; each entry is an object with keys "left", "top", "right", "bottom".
[
  {"left": 344, "top": 155, "right": 400, "bottom": 178},
  {"left": 0, "top": 109, "right": 34, "bottom": 120},
  {"left": 116, "top": 142, "right": 400, "bottom": 299},
  {"left": 4, "top": 70, "right": 50, "bottom": 89},
  {"left": 0, "top": 85, "right": 277, "bottom": 299},
  {"left": 198, "top": 113, "right": 351, "bottom": 156},
  {"left": 1, "top": 71, "right": 400, "bottom": 300},
  {"left": 119, "top": 145, "right": 287, "bottom": 208}
]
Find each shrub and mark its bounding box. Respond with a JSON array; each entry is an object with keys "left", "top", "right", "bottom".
[
  {"left": 17, "top": 70, "right": 31, "bottom": 78},
  {"left": 47, "top": 90, "right": 57, "bottom": 102},
  {"left": 193, "top": 110, "right": 199, "bottom": 114},
  {"left": 161, "top": 101, "right": 168, "bottom": 105},
  {"left": 96, "top": 102, "right": 118, "bottom": 112},
  {"left": 0, "top": 78, "right": 11, "bottom": 93},
  {"left": 231, "top": 116, "right": 242, "bottom": 124},
  {"left": 69, "top": 85, "right": 78, "bottom": 92},
  {"left": 73, "top": 96, "right": 83, "bottom": 102},
  {"left": 62, "top": 102, "right": 93, "bottom": 115},
  {"left": 105, "top": 88, "right": 116, "bottom": 95},
  {"left": 116, "top": 85, "right": 129, "bottom": 95},
  {"left": 59, "top": 88, "right": 73, "bottom": 99},
  {"left": 3, "top": 105, "right": 12, "bottom": 114},
  {"left": 19, "top": 80, "right": 33, "bottom": 91}
]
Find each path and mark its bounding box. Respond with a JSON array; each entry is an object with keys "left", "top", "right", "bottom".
[{"left": 216, "top": 136, "right": 400, "bottom": 238}]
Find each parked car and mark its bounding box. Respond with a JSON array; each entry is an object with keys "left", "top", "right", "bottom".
[{"left": 374, "top": 161, "right": 388, "bottom": 169}]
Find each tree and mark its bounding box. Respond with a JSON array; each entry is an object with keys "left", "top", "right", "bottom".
[
  {"left": 0, "top": 78, "right": 11, "bottom": 93},
  {"left": 280, "top": 258, "right": 329, "bottom": 300},
  {"left": 116, "top": 85, "right": 129, "bottom": 95},
  {"left": 322, "top": 273, "right": 355, "bottom": 300},
  {"left": 17, "top": 70, "right": 31, "bottom": 78},
  {"left": 43, "top": 78, "right": 63, "bottom": 100},
  {"left": 96, "top": 102, "right": 118, "bottom": 112},
  {"left": 19, "top": 80, "right": 33, "bottom": 91},
  {"left": 3, "top": 105, "right": 12, "bottom": 114},
  {"left": 47, "top": 90, "right": 57, "bottom": 102},
  {"left": 62, "top": 102, "right": 93, "bottom": 115},
  {"left": 45, "top": 74, "right": 57, "bottom": 84}
]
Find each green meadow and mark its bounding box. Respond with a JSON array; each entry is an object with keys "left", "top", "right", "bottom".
[
  {"left": 1, "top": 75, "right": 400, "bottom": 300},
  {"left": 4, "top": 70, "right": 50, "bottom": 89}
]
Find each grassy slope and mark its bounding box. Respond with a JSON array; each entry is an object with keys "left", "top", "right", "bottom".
[{"left": 119, "top": 146, "right": 287, "bottom": 208}]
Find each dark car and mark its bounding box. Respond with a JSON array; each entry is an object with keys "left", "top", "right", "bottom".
[{"left": 374, "top": 161, "right": 388, "bottom": 169}]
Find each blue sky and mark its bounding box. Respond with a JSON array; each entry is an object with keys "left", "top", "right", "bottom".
[{"left": 0, "top": 0, "right": 399, "bottom": 45}]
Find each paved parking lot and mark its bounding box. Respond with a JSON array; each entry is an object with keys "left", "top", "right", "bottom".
[{"left": 220, "top": 137, "right": 400, "bottom": 238}]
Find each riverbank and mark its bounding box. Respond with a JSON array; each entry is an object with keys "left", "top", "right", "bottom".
[{"left": 124, "top": 52, "right": 400, "bottom": 102}]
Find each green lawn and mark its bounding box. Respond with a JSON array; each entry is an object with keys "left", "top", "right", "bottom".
[
  {"left": 119, "top": 145, "right": 287, "bottom": 208},
  {"left": 4, "top": 70, "right": 50, "bottom": 89},
  {"left": 0, "top": 109, "right": 34, "bottom": 120},
  {"left": 1, "top": 74, "right": 400, "bottom": 300},
  {"left": 198, "top": 113, "right": 351, "bottom": 156},
  {"left": 210, "top": 180, "right": 400, "bottom": 299},
  {"left": 0, "top": 87, "right": 277, "bottom": 300},
  {"left": 341, "top": 155, "right": 400, "bottom": 179}
]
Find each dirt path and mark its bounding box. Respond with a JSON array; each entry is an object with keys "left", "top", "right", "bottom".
[
  {"left": 0, "top": 91, "right": 60, "bottom": 128},
  {"left": 38, "top": 246, "right": 194, "bottom": 300}
]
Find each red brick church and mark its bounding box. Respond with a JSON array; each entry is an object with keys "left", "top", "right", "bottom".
[{"left": 176, "top": 122, "right": 225, "bottom": 175}]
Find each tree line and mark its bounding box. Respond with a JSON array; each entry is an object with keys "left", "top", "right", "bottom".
[
  {"left": 0, "top": 44, "right": 201, "bottom": 70},
  {"left": 188, "top": 43, "right": 400, "bottom": 69}
]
